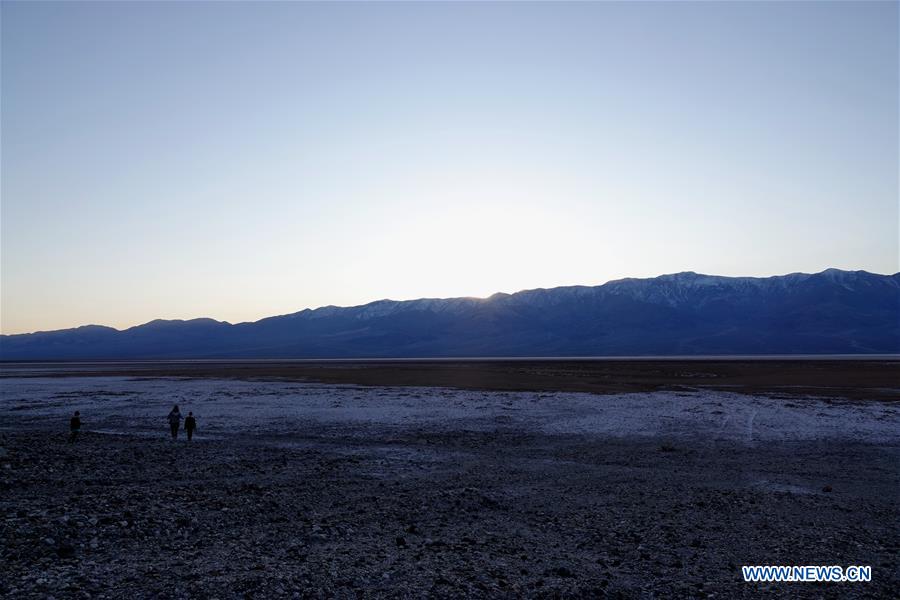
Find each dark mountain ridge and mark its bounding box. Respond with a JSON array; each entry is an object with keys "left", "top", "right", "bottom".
[{"left": 2, "top": 269, "right": 898, "bottom": 359}]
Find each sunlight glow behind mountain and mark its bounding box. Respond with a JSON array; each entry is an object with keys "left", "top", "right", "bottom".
[{"left": 1, "top": 2, "right": 897, "bottom": 334}]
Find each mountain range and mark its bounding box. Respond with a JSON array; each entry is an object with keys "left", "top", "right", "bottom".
[{"left": 2, "top": 269, "right": 898, "bottom": 359}]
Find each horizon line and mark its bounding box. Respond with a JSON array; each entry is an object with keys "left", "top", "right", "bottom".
[
  {"left": 2, "top": 266, "right": 897, "bottom": 337},
  {"left": 2, "top": 354, "right": 900, "bottom": 366}
]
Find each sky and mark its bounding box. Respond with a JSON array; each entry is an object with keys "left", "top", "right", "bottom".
[{"left": 1, "top": 1, "right": 898, "bottom": 334}]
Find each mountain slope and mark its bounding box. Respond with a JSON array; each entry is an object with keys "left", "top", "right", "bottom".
[{"left": 2, "top": 269, "right": 898, "bottom": 359}]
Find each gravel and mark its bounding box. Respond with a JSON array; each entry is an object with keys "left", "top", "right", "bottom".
[{"left": 0, "top": 379, "right": 897, "bottom": 598}]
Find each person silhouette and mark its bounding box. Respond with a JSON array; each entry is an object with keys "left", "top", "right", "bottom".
[
  {"left": 167, "top": 405, "right": 182, "bottom": 440},
  {"left": 184, "top": 412, "right": 197, "bottom": 441},
  {"left": 68, "top": 411, "right": 81, "bottom": 443}
]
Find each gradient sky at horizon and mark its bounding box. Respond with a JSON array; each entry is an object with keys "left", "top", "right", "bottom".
[{"left": 2, "top": 1, "right": 898, "bottom": 334}]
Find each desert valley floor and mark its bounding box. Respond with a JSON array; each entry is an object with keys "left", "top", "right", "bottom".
[{"left": 0, "top": 360, "right": 898, "bottom": 598}]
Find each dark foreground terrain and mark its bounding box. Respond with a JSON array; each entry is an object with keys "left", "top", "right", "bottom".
[
  {"left": 1, "top": 360, "right": 898, "bottom": 598},
  {"left": 2, "top": 427, "right": 897, "bottom": 599}
]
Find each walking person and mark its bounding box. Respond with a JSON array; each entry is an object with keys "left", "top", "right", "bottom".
[
  {"left": 184, "top": 411, "right": 197, "bottom": 442},
  {"left": 68, "top": 411, "right": 81, "bottom": 443},
  {"left": 167, "top": 405, "right": 182, "bottom": 440}
]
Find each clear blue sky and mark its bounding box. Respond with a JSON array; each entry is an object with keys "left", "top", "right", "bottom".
[{"left": 2, "top": 1, "right": 897, "bottom": 334}]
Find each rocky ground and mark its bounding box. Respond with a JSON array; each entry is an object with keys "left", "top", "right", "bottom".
[{"left": 1, "top": 421, "right": 898, "bottom": 598}]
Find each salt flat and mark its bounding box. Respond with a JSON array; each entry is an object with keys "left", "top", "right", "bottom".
[
  {"left": 2, "top": 376, "right": 897, "bottom": 444},
  {"left": 1, "top": 376, "right": 898, "bottom": 598}
]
